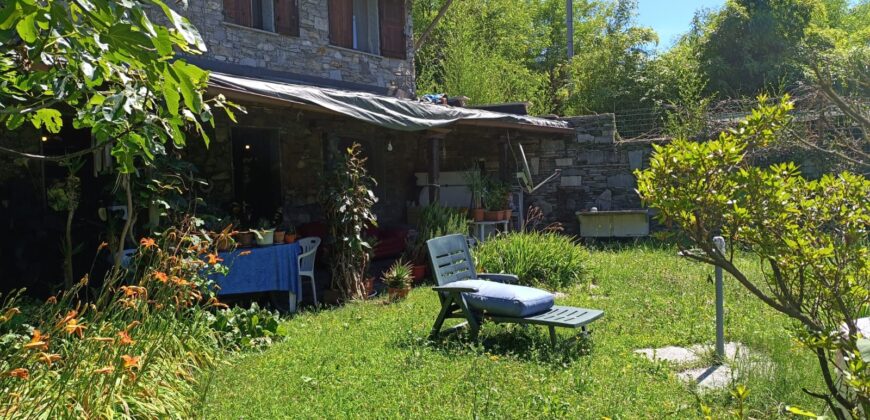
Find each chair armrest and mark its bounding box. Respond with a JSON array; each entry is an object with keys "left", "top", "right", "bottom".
[
  {"left": 432, "top": 285, "right": 479, "bottom": 293},
  {"left": 477, "top": 273, "right": 519, "bottom": 284}
]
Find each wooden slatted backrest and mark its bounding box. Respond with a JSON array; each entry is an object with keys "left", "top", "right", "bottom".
[
  {"left": 426, "top": 234, "right": 477, "bottom": 286},
  {"left": 328, "top": 0, "right": 353, "bottom": 48},
  {"left": 378, "top": 0, "right": 407, "bottom": 59}
]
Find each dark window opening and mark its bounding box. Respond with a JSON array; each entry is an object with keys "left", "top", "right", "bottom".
[{"left": 232, "top": 128, "right": 282, "bottom": 225}]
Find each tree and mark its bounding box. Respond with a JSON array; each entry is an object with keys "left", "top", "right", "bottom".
[
  {"left": 637, "top": 96, "right": 870, "bottom": 418},
  {"left": 697, "top": 0, "right": 822, "bottom": 96},
  {"left": 0, "top": 0, "right": 239, "bottom": 268}
]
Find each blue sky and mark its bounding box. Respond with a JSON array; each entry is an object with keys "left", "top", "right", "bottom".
[{"left": 636, "top": 0, "right": 725, "bottom": 49}]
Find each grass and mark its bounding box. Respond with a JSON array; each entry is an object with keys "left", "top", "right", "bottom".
[{"left": 201, "top": 244, "right": 825, "bottom": 418}]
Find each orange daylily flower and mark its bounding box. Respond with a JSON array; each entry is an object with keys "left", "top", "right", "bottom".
[
  {"left": 64, "top": 318, "right": 86, "bottom": 338},
  {"left": 120, "top": 285, "right": 147, "bottom": 299},
  {"left": 23, "top": 330, "right": 48, "bottom": 351},
  {"left": 153, "top": 271, "right": 169, "bottom": 283},
  {"left": 59, "top": 310, "right": 77, "bottom": 326},
  {"left": 93, "top": 367, "right": 114, "bottom": 375},
  {"left": 139, "top": 238, "right": 156, "bottom": 249},
  {"left": 121, "top": 355, "right": 141, "bottom": 370},
  {"left": 208, "top": 297, "right": 229, "bottom": 309},
  {"left": 170, "top": 276, "right": 189, "bottom": 287},
  {"left": 117, "top": 331, "right": 134, "bottom": 346},
  {"left": 0, "top": 307, "right": 21, "bottom": 323},
  {"left": 38, "top": 353, "right": 61, "bottom": 366},
  {"left": 7, "top": 368, "right": 28, "bottom": 380},
  {"left": 207, "top": 253, "right": 223, "bottom": 265}
]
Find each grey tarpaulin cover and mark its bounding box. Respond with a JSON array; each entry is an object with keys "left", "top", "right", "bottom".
[{"left": 208, "top": 72, "right": 571, "bottom": 132}]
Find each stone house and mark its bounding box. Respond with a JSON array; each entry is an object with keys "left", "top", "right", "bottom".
[
  {"left": 167, "top": 0, "right": 653, "bottom": 233},
  {"left": 0, "top": 0, "right": 654, "bottom": 291}
]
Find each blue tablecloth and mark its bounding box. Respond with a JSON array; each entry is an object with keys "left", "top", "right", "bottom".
[{"left": 212, "top": 243, "right": 303, "bottom": 301}]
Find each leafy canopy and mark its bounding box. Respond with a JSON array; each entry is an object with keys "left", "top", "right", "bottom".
[{"left": 0, "top": 0, "right": 239, "bottom": 172}]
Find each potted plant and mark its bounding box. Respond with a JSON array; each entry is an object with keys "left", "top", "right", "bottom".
[
  {"left": 462, "top": 166, "right": 486, "bottom": 222},
  {"left": 407, "top": 205, "right": 469, "bottom": 283},
  {"left": 283, "top": 224, "right": 298, "bottom": 243},
  {"left": 383, "top": 258, "right": 413, "bottom": 301},
  {"left": 272, "top": 208, "right": 286, "bottom": 243},
  {"left": 483, "top": 181, "right": 503, "bottom": 221},
  {"left": 255, "top": 218, "right": 275, "bottom": 246}
]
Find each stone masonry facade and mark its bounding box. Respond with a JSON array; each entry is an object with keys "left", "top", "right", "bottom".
[{"left": 172, "top": 0, "right": 416, "bottom": 95}]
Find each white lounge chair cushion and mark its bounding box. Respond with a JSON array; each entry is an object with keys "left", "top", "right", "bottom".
[{"left": 449, "top": 279, "right": 555, "bottom": 317}]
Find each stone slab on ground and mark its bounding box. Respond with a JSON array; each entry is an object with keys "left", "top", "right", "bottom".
[
  {"left": 635, "top": 342, "right": 753, "bottom": 391},
  {"left": 678, "top": 365, "right": 736, "bottom": 391}
]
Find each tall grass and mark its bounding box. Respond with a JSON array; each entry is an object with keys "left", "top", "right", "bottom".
[
  {"left": 474, "top": 232, "right": 589, "bottom": 290},
  {"left": 0, "top": 219, "right": 228, "bottom": 418}
]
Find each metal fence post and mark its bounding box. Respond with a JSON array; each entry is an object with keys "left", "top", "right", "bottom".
[{"left": 713, "top": 236, "right": 726, "bottom": 363}]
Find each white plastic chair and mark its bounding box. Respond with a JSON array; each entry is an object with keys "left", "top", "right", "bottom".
[{"left": 296, "top": 237, "right": 321, "bottom": 306}]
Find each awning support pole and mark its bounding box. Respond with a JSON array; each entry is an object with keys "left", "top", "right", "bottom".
[{"left": 427, "top": 133, "right": 444, "bottom": 205}]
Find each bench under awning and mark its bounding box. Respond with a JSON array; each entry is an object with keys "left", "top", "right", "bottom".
[{"left": 207, "top": 72, "right": 573, "bottom": 134}]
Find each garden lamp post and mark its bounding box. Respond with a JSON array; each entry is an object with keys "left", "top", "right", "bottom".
[{"left": 713, "top": 236, "right": 726, "bottom": 363}]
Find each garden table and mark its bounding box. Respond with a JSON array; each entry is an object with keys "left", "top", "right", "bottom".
[
  {"left": 212, "top": 243, "right": 303, "bottom": 307},
  {"left": 469, "top": 220, "right": 509, "bottom": 243}
]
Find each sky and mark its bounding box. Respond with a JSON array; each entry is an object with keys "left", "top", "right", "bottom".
[{"left": 636, "top": 0, "right": 725, "bottom": 49}]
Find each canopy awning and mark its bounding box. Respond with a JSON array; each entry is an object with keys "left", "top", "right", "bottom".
[{"left": 207, "top": 72, "right": 573, "bottom": 134}]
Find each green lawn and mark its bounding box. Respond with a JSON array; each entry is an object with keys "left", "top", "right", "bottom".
[{"left": 201, "top": 244, "right": 824, "bottom": 418}]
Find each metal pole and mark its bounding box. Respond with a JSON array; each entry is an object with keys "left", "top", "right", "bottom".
[
  {"left": 713, "top": 236, "right": 726, "bottom": 363},
  {"left": 566, "top": 0, "right": 574, "bottom": 59}
]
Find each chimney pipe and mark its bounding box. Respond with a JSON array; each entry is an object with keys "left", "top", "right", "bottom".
[{"left": 566, "top": 0, "right": 574, "bottom": 59}]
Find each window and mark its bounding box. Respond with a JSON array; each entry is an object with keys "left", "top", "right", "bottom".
[
  {"left": 329, "top": 0, "right": 406, "bottom": 59},
  {"left": 223, "top": 0, "right": 299, "bottom": 36}
]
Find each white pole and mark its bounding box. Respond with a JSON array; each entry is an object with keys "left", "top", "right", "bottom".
[{"left": 713, "top": 236, "right": 726, "bottom": 363}]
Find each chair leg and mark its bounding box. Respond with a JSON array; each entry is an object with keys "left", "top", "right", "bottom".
[
  {"left": 429, "top": 298, "right": 453, "bottom": 339},
  {"left": 309, "top": 275, "right": 318, "bottom": 306},
  {"left": 457, "top": 294, "right": 481, "bottom": 341},
  {"left": 548, "top": 325, "right": 557, "bottom": 347}
]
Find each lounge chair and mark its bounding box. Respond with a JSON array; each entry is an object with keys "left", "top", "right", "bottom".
[{"left": 426, "top": 234, "right": 604, "bottom": 346}]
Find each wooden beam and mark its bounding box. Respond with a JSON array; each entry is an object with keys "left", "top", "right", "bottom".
[
  {"left": 426, "top": 132, "right": 445, "bottom": 205},
  {"left": 415, "top": 0, "right": 455, "bottom": 51}
]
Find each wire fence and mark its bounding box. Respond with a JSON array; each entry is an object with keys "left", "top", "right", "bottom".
[{"left": 613, "top": 93, "right": 868, "bottom": 142}]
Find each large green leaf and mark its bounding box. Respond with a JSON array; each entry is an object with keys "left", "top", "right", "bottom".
[
  {"left": 31, "top": 108, "right": 63, "bottom": 133},
  {"left": 15, "top": 12, "right": 37, "bottom": 42}
]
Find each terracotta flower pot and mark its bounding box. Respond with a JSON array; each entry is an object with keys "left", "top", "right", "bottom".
[
  {"left": 411, "top": 264, "right": 427, "bottom": 283},
  {"left": 388, "top": 287, "right": 410, "bottom": 301},
  {"left": 484, "top": 210, "right": 500, "bottom": 221},
  {"left": 236, "top": 231, "right": 255, "bottom": 248},
  {"left": 503, "top": 209, "right": 512, "bottom": 221},
  {"left": 274, "top": 231, "right": 286, "bottom": 244},
  {"left": 284, "top": 234, "right": 298, "bottom": 244},
  {"left": 472, "top": 208, "right": 485, "bottom": 222}
]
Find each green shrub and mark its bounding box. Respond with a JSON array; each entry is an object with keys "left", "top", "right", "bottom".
[
  {"left": 208, "top": 303, "right": 282, "bottom": 351},
  {"left": 474, "top": 232, "right": 589, "bottom": 290}
]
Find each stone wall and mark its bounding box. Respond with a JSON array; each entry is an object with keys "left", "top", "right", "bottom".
[
  {"left": 185, "top": 104, "right": 423, "bottom": 228},
  {"left": 437, "top": 114, "right": 657, "bottom": 234},
  {"left": 171, "top": 0, "right": 415, "bottom": 95}
]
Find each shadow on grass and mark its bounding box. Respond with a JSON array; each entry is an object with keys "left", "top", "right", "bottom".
[{"left": 395, "top": 323, "right": 595, "bottom": 367}]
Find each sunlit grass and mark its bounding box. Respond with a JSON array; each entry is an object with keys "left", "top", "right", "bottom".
[{"left": 203, "top": 243, "right": 823, "bottom": 418}]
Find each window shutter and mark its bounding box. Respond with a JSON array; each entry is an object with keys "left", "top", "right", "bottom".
[
  {"left": 224, "top": 0, "right": 252, "bottom": 26},
  {"left": 275, "top": 0, "right": 299, "bottom": 36},
  {"left": 328, "top": 0, "right": 353, "bottom": 48},
  {"left": 378, "top": 0, "right": 406, "bottom": 59}
]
